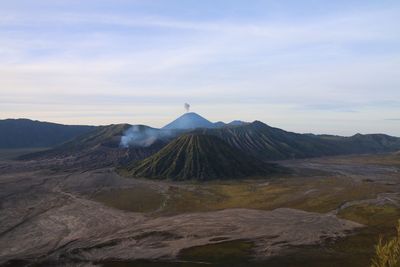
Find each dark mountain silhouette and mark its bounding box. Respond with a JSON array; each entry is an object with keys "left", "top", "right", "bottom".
[
  {"left": 126, "top": 134, "right": 280, "bottom": 181},
  {"left": 0, "top": 119, "right": 95, "bottom": 149}
]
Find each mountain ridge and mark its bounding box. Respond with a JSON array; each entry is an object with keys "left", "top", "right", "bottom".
[
  {"left": 0, "top": 119, "right": 95, "bottom": 149},
  {"left": 11, "top": 115, "right": 400, "bottom": 170},
  {"left": 196, "top": 120, "right": 400, "bottom": 160}
]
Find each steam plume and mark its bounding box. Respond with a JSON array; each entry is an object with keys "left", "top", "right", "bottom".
[
  {"left": 184, "top": 103, "right": 190, "bottom": 113},
  {"left": 120, "top": 125, "right": 173, "bottom": 148}
]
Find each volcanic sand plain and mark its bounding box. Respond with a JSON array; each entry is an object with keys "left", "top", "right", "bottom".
[{"left": 1, "top": 153, "right": 399, "bottom": 266}]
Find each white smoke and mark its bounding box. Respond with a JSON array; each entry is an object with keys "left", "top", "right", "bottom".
[
  {"left": 184, "top": 103, "right": 190, "bottom": 113},
  {"left": 120, "top": 125, "right": 173, "bottom": 148}
]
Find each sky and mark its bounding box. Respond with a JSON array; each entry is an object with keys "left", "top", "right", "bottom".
[{"left": 0, "top": 0, "right": 399, "bottom": 136}]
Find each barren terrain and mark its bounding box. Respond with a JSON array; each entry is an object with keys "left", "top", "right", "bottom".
[{"left": 1, "top": 153, "right": 400, "bottom": 266}]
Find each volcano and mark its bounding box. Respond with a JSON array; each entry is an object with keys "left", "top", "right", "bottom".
[
  {"left": 126, "top": 133, "right": 279, "bottom": 181},
  {"left": 162, "top": 112, "right": 215, "bottom": 130}
]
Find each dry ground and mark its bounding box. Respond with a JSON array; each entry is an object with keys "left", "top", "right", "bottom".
[{"left": 1, "top": 153, "right": 399, "bottom": 266}]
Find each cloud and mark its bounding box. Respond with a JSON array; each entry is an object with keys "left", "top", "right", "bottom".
[{"left": 0, "top": 2, "right": 399, "bottom": 135}]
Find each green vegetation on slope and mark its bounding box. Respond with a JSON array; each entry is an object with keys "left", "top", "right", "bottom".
[
  {"left": 125, "top": 134, "right": 281, "bottom": 181},
  {"left": 197, "top": 121, "right": 400, "bottom": 160}
]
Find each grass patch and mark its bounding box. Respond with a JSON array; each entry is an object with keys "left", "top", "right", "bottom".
[
  {"left": 159, "top": 176, "right": 389, "bottom": 215},
  {"left": 289, "top": 178, "right": 387, "bottom": 213},
  {"left": 99, "top": 260, "right": 205, "bottom": 267},
  {"left": 338, "top": 204, "right": 400, "bottom": 227},
  {"left": 92, "top": 186, "right": 165, "bottom": 213},
  {"left": 179, "top": 240, "right": 254, "bottom": 264}
]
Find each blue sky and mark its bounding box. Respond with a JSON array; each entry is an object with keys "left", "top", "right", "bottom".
[{"left": 1, "top": 0, "right": 399, "bottom": 135}]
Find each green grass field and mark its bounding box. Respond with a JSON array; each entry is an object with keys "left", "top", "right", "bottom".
[{"left": 92, "top": 186, "right": 165, "bottom": 213}]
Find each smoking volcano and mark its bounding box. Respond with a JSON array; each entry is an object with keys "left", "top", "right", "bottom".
[{"left": 162, "top": 112, "right": 215, "bottom": 130}]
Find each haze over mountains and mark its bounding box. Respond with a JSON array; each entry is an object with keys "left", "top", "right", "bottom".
[
  {"left": 162, "top": 112, "right": 247, "bottom": 130},
  {"left": 0, "top": 119, "right": 94, "bottom": 149},
  {"left": 2, "top": 112, "right": 400, "bottom": 180}
]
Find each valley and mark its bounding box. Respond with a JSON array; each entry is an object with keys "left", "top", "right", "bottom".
[
  {"left": 1, "top": 153, "right": 400, "bottom": 266},
  {"left": 3, "top": 1, "right": 400, "bottom": 265}
]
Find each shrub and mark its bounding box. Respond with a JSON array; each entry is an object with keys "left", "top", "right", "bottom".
[{"left": 371, "top": 221, "right": 400, "bottom": 267}]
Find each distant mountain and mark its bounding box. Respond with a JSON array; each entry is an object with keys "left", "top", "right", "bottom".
[
  {"left": 162, "top": 112, "right": 215, "bottom": 130},
  {"left": 161, "top": 112, "right": 249, "bottom": 130},
  {"left": 125, "top": 134, "right": 280, "bottom": 181},
  {"left": 16, "top": 116, "right": 400, "bottom": 171},
  {"left": 213, "top": 120, "right": 248, "bottom": 127},
  {"left": 228, "top": 120, "right": 248, "bottom": 126},
  {"left": 213, "top": 121, "right": 226, "bottom": 127},
  {"left": 319, "top": 133, "right": 400, "bottom": 154},
  {"left": 0, "top": 119, "right": 95, "bottom": 149},
  {"left": 197, "top": 121, "right": 400, "bottom": 160}
]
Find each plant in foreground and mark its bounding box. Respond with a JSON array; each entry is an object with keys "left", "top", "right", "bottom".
[{"left": 371, "top": 220, "right": 400, "bottom": 267}]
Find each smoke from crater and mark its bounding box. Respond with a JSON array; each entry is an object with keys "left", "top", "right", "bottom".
[
  {"left": 184, "top": 103, "right": 190, "bottom": 112},
  {"left": 120, "top": 126, "right": 173, "bottom": 148}
]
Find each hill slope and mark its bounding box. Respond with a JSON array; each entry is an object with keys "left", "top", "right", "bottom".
[
  {"left": 162, "top": 112, "right": 215, "bottom": 130},
  {"left": 21, "top": 124, "right": 169, "bottom": 168},
  {"left": 197, "top": 121, "right": 400, "bottom": 160},
  {"left": 0, "top": 119, "right": 95, "bottom": 149},
  {"left": 126, "top": 134, "right": 280, "bottom": 181}
]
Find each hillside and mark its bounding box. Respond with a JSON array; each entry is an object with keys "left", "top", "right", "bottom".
[
  {"left": 21, "top": 124, "right": 169, "bottom": 168},
  {"left": 196, "top": 121, "right": 339, "bottom": 160},
  {"left": 197, "top": 121, "right": 400, "bottom": 160},
  {"left": 125, "top": 134, "right": 280, "bottom": 181},
  {"left": 0, "top": 119, "right": 95, "bottom": 149}
]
